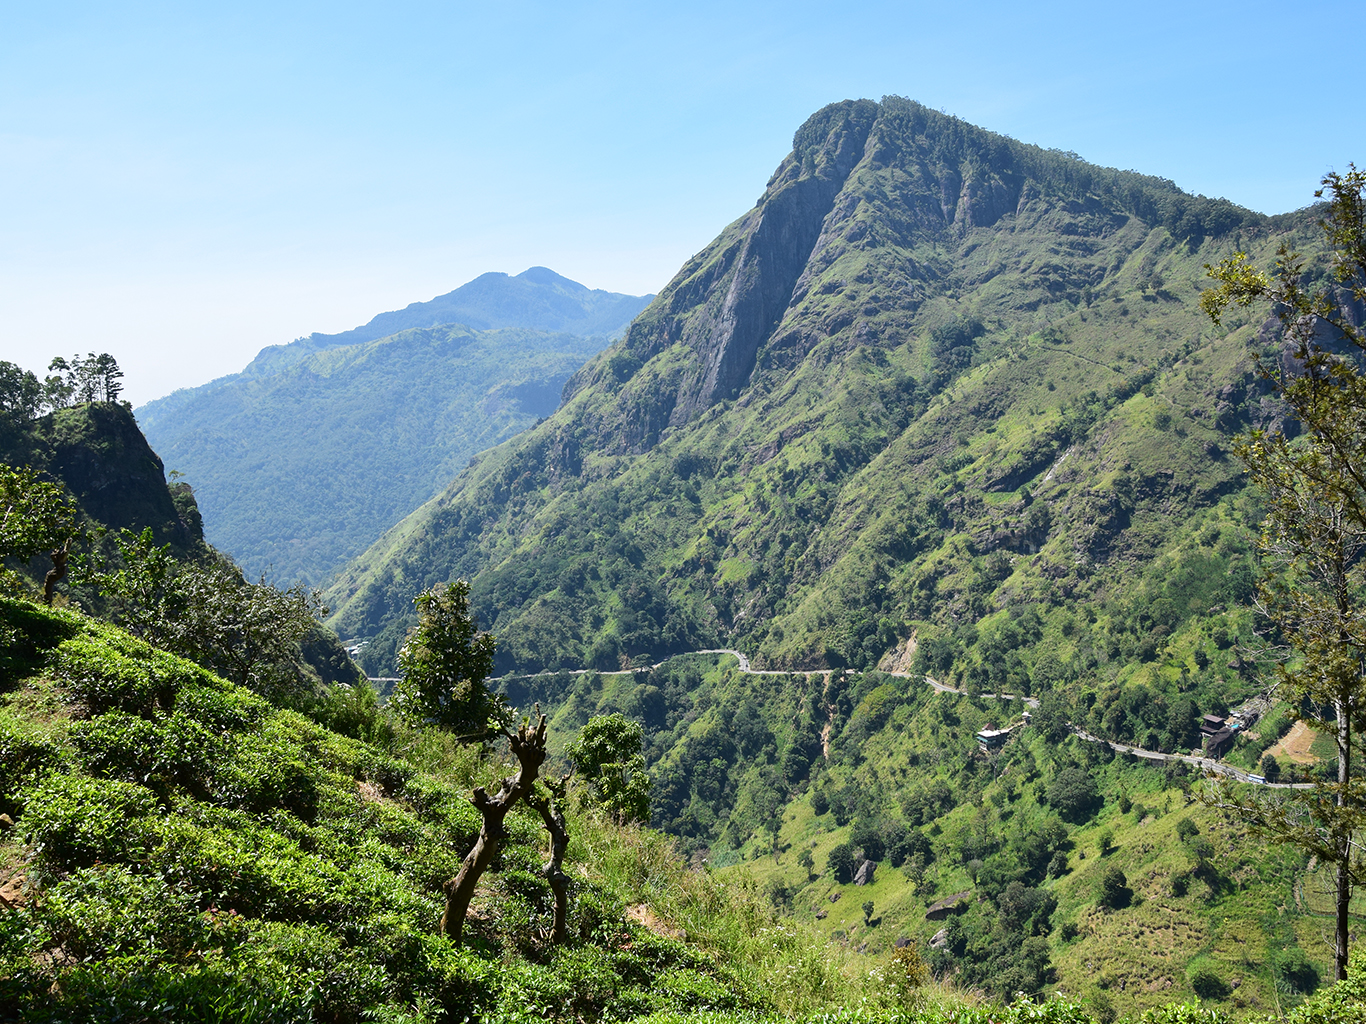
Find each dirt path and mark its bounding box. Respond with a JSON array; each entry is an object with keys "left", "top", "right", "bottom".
[{"left": 1262, "top": 720, "right": 1318, "bottom": 765}]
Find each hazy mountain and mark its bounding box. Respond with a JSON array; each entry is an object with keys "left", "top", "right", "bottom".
[
  {"left": 137, "top": 269, "right": 652, "bottom": 586},
  {"left": 239, "top": 266, "right": 654, "bottom": 378}
]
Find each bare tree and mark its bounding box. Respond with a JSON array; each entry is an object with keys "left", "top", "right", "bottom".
[
  {"left": 527, "top": 773, "right": 572, "bottom": 945},
  {"left": 440, "top": 713, "right": 548, "bottom": 944}
]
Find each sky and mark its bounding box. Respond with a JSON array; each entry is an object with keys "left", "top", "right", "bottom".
[{"left": 2, "top": 0, "right": 1360, "bottom": 406}]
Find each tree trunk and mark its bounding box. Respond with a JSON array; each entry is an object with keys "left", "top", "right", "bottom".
[
  {"left": 440, "top": 715, "right": 547, "bottom": 944},
  {"left": 43, "top": 539, "right": 69, "bottom": 605},
  {"left": 1336, "top": 695, "right": 1351, "bottom": 982},
  {"left": 529, "top": 775, "right": 571, "bottom": 945}
]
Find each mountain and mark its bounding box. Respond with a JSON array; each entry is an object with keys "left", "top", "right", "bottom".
[
  {"left": 236, "top": 266, "right": 655, "bottom": 379},
  {"left": 137, "top": 271, "right": 653, "bottom": 586},
  {"left": 325, "top": 96, "right": 1303, "bottom": 681},
  {"left": 302, "top": 265, "right": 652, "bottom": 348},
  {"left": 313, "top": 98, "right": 1353, "bottom": 1009}
]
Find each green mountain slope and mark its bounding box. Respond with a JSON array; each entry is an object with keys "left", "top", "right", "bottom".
[
  {"left": 325, "top": 96, "right": 1310, "bottom": 679},
  {"left": 515, "top": 652, "right": 1334, "bottom": 1016},
  {"left": 137, "top": 269, "right": 653, "bottom": 587},
  {"left": 139, "top": 326, "right": 610, "bottom": 587}
]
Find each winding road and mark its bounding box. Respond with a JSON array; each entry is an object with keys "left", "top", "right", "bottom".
[{"left": 482, "top": 648, "right": 1317, "bottom": 789}]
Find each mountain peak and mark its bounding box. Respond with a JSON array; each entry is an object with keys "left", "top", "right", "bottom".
[
  {"left": 516, "top": 266, "right": 583, "bottom": 289},
  {"left": 327, "top": 96, "right": 1297, "bottom": 682}
]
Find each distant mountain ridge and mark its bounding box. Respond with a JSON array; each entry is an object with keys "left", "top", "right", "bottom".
[
  {"left": 241, "top": 267, "right": 653, "bottom": 377},
  {"left": 137, "top": 269, "right": 653, "bottom": 586}
]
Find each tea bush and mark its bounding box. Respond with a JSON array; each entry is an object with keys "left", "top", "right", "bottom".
[
  {"left": 3, "top": 597, "right": 1364, "bottom": 1022},
  {"left": 20, "top": 773, "right": 159, "bottom": 877}
]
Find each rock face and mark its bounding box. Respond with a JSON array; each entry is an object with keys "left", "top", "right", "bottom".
[
  {"left": 4, "top": 402, "right": 203, "bottom": 551},
  {"left": 40, "top": 403, "right": 200, "bottom": 548}
]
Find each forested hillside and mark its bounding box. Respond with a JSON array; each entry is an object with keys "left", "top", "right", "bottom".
[
  {"left": 310, "top": 100, "right": 1365, "bottom": 1009},
  {"left": 137, "top": 271, "right": 652, "bottom": 586},
  {"left": 326, "top": 96, "right": 1308, "bottom": 686}
]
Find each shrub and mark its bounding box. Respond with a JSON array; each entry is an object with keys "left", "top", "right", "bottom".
[
  {"left": 1047, "top": 766, "right": 1101, "bottom": 823},
  {"left": 1277, "top": 946, "right": 1321, "bottom": 994},
  {"left": 1138, "top": 1001, "right": 1232, "bottom": 1024},
  {"left": 850, "top": 816, "right": 886, "bottom": 861},
  {"left": 20, "top": 773, "right": 158, "bottom": 877},
  {"left": 827, "top": 842, "right": 855, "bottom": 883},
  {"left": 891, "top": 942, "right": 928, "bottom": 987},
  {"left": 51, "top": 631, "right": 211, "bottom": 717},
  {"left": 37, "top": 864, "right": 203, "bottom": 962},
  {"left": 1260, "top": 753, "right": 1282, "bottom": 783},
  {"left": 1048, "top": 850, "right": 1069, "bottom": 878},
  {"left": 1098, "top": 866, "right": 1131, "bottom": 909},
  {"left": 1188, "top": 965, "right": 1231, "bottom": 1000},
  {"left": 0, "top": 711, "right": 62, "bottom": 814},
  {"left": 213, "top": 717, "right": 321, "bottom": 821},
  {"left": 174, "top": 681, "right": 268, "bottom": 732},
  {"left": 149, "top": 812, "right": 342, "bottom": 920}
]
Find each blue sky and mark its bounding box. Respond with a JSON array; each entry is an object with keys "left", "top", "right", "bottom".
[{"left": 2, "top": 1, "right": 1359, "bottom": 405}]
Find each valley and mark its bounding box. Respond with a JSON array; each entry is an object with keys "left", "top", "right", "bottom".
[{"left": 2, "top": 95, "right": 1364, "bottom": 1023}]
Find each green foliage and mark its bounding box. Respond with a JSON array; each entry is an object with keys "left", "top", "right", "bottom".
[
  {"left": 1047, "top": 767, "right": 1101, "bottom": 824},
  {"left": 1203, "top": 165, "right": 1366, "bottom": 982},
  {"left": 0, "top": 461, "right": 79, "bottom": 599},
  {"left": 827, "top": 841, "right": 854, "bottom": 883},
  {"left": 393, "top": 580, "right": 502, "bottom": 736},
  {"left": 83, "top": 527, "right": 330, "bottom": 702},
  {"left": 20, "top": 773, "right": 159, "bottom": 876},
  {"left": 1282, "top": 945, "right": 1366, "bottom": 1023},
  {"left": 46, "top": 352, "right": 124, "bottom": 406},
  {"left": 567, "top": 712, "right": 652, "bottom": 824},
  {"left": 1138, "top": 1003, "right": 1231, "bottom": 1024},
  {"left": 0, "top": 361, "right": 45, "bottom": 420}
]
